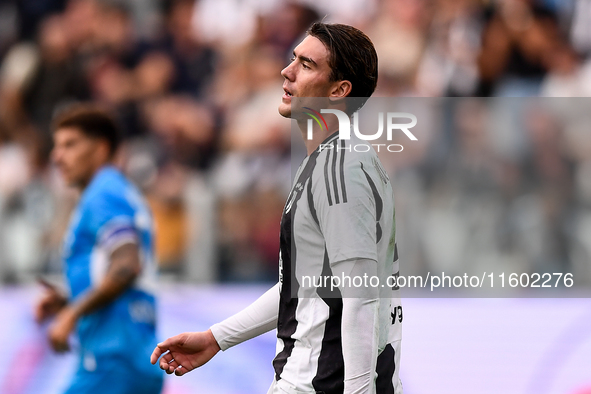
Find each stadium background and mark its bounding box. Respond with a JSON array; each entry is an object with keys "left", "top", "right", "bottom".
[{"left": 0, "top": 0, "right": 590, "bottom": 393}]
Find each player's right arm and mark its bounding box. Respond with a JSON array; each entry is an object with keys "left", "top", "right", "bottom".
[
  {"left": 150, "top": 329, "right": 221, "bottom": 376},
  {"left": 151, "top": 282, "right": 279, "bottom": 376},
  {"left": 48, "top": 242, "right": 143, "bottom": 352},
  {"left": 34, "top": 278, "right": 68, "bottom": 323}
]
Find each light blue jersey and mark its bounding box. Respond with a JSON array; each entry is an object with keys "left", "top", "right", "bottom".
[{"left": 62, "top": 166, "right": 162, "bottom": 394}]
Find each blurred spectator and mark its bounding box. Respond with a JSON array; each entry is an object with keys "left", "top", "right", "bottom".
[
  {"left": 477, "top": 0, "right": 561, "bottom": 96},
  {"left": 415, "top": 0, "right": 482, "bottom": 96},
  {"left": 15, "top": 0, "right": 67, "bottom": 40},
  {"left": 192, "top": 0, "right": 271, "bottom": 48},
  {"left": 570, "top": 0, "right": 591, "bottom": 56},
  {"left": 141, "top": 94, "right": 216, "bottom": 169},
  {"left": 23, "top": 15, "right": 90, "bottom": 134},
  {"left": 369, "top": 0, "right": 431, "bottom": 96},
  {"left": 0, "top": 0, "right": 18, "bottom": 56},
  {"left": 254, "top": 2, "right": 320, "bottom": 59},
  {"left": 0, "top": 120, "right": 55, "bottom": 283},
  {"left": 540, "top": 41, "right": 591, "bottom": 96},
  {"left": 159, "top": 0, "right": 217, "bottom": 97}
]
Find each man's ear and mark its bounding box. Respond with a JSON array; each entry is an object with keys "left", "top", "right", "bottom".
[
  {"left": 328, "top": 80, "right": 352, "bottom": 102},
  {"left": 96, "top": 139, "right": 112, "bottom": 163}
]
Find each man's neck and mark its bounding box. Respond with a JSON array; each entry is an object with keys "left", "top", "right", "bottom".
[
  {"left": 77, "top": 163, "right": 110, "bottom": 191},
  {"left": 296, "top": 118, "right": 340, "bottom": 156}
]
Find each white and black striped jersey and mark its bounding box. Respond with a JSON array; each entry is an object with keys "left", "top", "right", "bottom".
[{"left": 273, "top": 131, "right": 403, "bottom": 394}]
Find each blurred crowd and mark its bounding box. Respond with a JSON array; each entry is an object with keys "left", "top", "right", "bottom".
[{"left": 0, "top": 0, "right": 590, "bottom": 285}]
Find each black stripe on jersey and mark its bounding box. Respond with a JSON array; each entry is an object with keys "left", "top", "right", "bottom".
[
  {"left": 376, "top": 343, "right": 396, "bottom": 394},
  {"left": 393, "top": 243, "right": 399, "bottom": 262},
  {"left": 324, "top": 147, "right": 333, "bottom": 206},
  {"left": 312, "top": 249, "right": 344, "bottom": 394},
  {"left": 274, "top": 148, "right": 321, "bottom": 381},
  {"left": 331, "top": 140, "right": 340, "bottom": 204},
  {"left": 391, "top": 271, "right": 400, "bottom": 291},
  {"left": 360, "top": 162, "right": 384, "bottom": 243},
  {"left": 339, "top": 139, "right": 348, "bottom": 203},
  {"left": 307, "top": 179, "right": 319, "bottom": 227},
  {"left": 275, "top": 131, "right": 340, "bottom": 383}
]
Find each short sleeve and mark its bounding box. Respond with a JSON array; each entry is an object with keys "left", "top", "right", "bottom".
[{"left": 86, "top": 191, "right": 139, "bottom": 254}]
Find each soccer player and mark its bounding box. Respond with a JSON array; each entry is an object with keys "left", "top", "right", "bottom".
[
  {"left": 151, "top": 22, "right": 403, "bottom": 394},
  {"left": 35, "top": 105, "right": 163, "bottom": 394}
]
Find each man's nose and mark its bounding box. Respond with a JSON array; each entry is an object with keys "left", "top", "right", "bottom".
[{"left": 281, "top": 62, "right": 294, "bottom": 81}]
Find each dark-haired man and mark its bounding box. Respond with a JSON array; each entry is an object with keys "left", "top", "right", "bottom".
[
  {"left": 152, "top": 23, "right": 403, "bottom": 394},
  {"left": 36, "top": 105, "right": 163, "bottom": 394}
]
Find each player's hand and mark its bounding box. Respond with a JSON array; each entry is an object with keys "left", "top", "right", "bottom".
[
  {"left": 48, "top": 306, "right": 77, "bottom": 352},
  {"left": 150, "top": 330, "right": 221, "bottom": 376},
  {"left": 35, "top": 279, "right": 67, "bottom": 323}
]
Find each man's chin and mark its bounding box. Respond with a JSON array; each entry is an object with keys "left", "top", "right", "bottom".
[
  {"left": 278, "top": 102, "right": 291, "bottom": 118},
  {"left": 62, "top": 174, "right": 82, "bottom": 188},
  {"left": 65, "top": 179, "right": 80, "bottom": 188}
]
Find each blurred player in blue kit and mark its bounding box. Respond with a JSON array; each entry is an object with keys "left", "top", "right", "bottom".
[{"left": 35, "top": 105, "right": 163, "bottom": 394}]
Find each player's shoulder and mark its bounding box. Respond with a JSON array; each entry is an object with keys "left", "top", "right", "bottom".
[
  {"left": 82, "top": 166, "right": 135, "bottom": 210},
  {"left": 311, "top": 135, "right": 388, "bottom": 203},
  {"left": 317, "top": 135, "right": 384, "bottom": 174}
]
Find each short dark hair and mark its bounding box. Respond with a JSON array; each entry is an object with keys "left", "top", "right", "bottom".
[
  {"left": 52, "top": 104, "right": 120, "bottom": 157},
  {"left": 307, "top": 22, "right": 378, "bottom": 112}
]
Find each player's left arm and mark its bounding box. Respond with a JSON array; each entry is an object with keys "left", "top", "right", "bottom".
[
  {"left": 315, "top": 158, "right": 385, "bottom": 393},
  {"left": 48, "top": 242, "right": 141, "bottom": 352},
  {"left": 333, "top": 258, "right": 379, "bottom": 394}
]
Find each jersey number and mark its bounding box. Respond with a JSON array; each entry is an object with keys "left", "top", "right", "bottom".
[{"left": 391, "top": 306, "right": 403, "bottom": 325}]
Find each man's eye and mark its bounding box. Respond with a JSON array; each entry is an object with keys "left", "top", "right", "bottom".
[{"left": 302, "top": 63, "right": 310, "bottom": 70}]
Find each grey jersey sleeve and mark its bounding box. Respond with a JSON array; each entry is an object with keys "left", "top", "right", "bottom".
[{"left": 332, "top": 258, "right": 380, "bottom": 394}]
